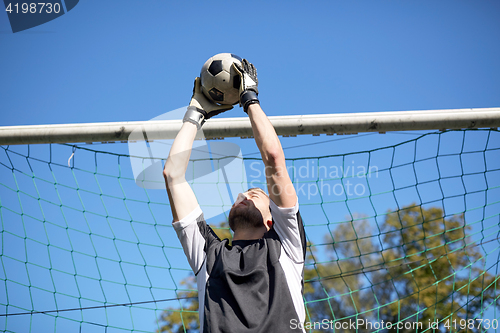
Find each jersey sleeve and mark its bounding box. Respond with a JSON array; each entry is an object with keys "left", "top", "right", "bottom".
[
  {"left": 172, "top": 206, "right": 221, "bottom": 275},
  {"left": 269, "top": 199, "right": 306, "bottom": 264}
]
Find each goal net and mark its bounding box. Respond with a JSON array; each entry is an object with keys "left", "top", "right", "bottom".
[{"left": 0, "top": 125, "right": 499, "bottom": 332}]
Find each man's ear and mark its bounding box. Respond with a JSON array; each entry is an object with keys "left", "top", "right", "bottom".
[{"left": 265, "top": 219, "right": 273, "bottom": 230}]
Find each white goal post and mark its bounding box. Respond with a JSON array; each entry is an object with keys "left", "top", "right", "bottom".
[{"left": 1, "top": 107, "right": 499, "bottom": 145}]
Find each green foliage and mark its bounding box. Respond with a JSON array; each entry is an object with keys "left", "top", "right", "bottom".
[
  {"left": 157, "top": 275, "right": 199, "bottom": 333},
  {"left": 375, "top": 205, "right": 499, "bottom": 332},
  {"left": 158, "top": 205, "right": 498, "bottom": 333}
]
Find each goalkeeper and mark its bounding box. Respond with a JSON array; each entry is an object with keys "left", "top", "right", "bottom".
[{"left": 163, "top": 59, "right": 306, "bottom": 333}]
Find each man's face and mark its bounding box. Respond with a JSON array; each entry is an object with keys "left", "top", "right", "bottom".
[{"left": 228, "top": 188, "right": 271, "bottom": 231}]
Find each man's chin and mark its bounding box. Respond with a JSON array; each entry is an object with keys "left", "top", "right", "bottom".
[
  {"left": 229, "top": 205, "right": 242, "bottom": 217},
  {"left": 231, "top": 203, "right": 248, "bottom": 213}
]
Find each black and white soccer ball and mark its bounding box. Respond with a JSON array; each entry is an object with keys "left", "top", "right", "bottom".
[{"left": 200, "top": 53, "right": 242, "bottom": 105}]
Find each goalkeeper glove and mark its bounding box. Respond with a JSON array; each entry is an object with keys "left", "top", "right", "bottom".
[
  {"left": 183, "top": 77, "right": 233, "bottom": 129},
  {"left": 232, "top": 59, "right": 259, "bottom": 113}
]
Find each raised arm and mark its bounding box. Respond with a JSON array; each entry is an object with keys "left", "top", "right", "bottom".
[
  {"left": 163, "top": 121, "right": 199, "bottom": 222},
  {"left": 163, "top": 78, "right": 232, "bottom": 222},
  {"left": 233, "top": 60, "right": 297, "bottom": 208},
  {"left": 248, "top": 104, "right": 296, "bottom": 208}
]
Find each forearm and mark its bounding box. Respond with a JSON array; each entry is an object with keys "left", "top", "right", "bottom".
[
  {"left": 247, "top": 103, "right": 284, "bottom": 164},
  {"left": 163, "top": 122, "right": 199, "bottom": 222},
  {"left": 235, "top": 58, "right": 295, "bottom": 206},
  {"left": 247, "top": 103, "right": 296, "bottom": 207},
  {"left": 165, "top": 76, "right": 233, "bottom": 222},
  {"left": 163, "top": 122, "right": 198, "bottom": 182}
]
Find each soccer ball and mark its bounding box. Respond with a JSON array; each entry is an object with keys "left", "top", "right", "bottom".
[{"left": 200, "top": 53, "right": 242, "bottom": 105}]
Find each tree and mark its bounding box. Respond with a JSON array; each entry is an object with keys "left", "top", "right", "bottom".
[
  {"left": 303, "top": 216, "right": 383, "bottom": 332},
  {"left": 158, "top": 205, "right": 499, "bottom": 332},
  {"left": 373, "top": 204, "right": 499, "bottom": 332},
  {"left": 157, "top": 274, "right": 199, "bottom": 333}
]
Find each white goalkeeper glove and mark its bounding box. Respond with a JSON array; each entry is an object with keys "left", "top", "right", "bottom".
[
  {"left": 232, "top": 59, "right": 259, "bottom": 113},
  {"left": 183, "top": 77, "right": 233, "bottom": 129}
]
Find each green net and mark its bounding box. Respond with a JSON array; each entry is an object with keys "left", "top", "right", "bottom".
[{"left": 0, "top": 129, "right": 499, "bottom": 332}]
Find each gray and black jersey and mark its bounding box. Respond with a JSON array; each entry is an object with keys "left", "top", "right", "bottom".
[{"left": 173, "top": 200, "right": 306, "bottom": 333}]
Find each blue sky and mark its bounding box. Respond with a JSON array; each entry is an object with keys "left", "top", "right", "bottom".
[
  {"left": 1, "top": 1, "right": 499, "bottom": 127},
  {"left": 1, "top": 0, "right": 499, "bottom": 158},
  {"left": 1, "top": 1, "right": 500, "bottom": 332}
]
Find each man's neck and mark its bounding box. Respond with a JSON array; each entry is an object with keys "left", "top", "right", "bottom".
[{"left": 232, "top": 226, "right": 267, "bottom": 241}]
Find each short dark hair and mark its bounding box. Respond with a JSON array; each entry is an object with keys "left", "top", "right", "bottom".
[{"left": 228, "top": 204, "right": 263, "bottom": 232}]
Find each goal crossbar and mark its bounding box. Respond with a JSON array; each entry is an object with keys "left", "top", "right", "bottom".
[{"left": 1, "top": 107, "right": 499, "bottom": 145}]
